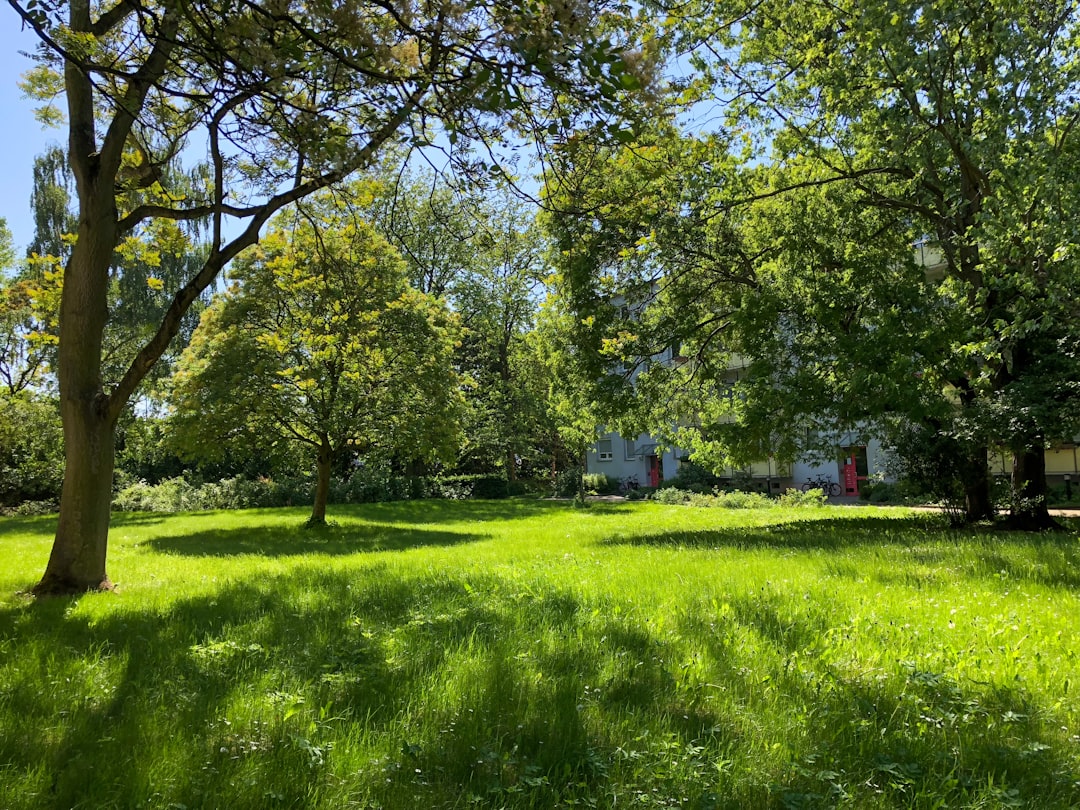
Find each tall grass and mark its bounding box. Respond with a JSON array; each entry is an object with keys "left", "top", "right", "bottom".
[{"left": 1, "top": 501, "right": 1078, "bottom": 808}]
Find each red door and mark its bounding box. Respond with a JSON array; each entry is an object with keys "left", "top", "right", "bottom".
[
  {"left": 648, "top": 456, "right": 660, "bottom": 488},
  {"left": 841, "top": 446, "right": 868, "bottom": 496},
  {"left": 843, "top": 455, "right": 858, "bottom": 495}
]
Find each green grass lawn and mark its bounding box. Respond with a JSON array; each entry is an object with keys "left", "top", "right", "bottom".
[{"left": 2, "top": 500, "right": 1079, "bottom": 809}]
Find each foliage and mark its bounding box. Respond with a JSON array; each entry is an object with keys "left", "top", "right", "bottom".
[
  {"left": 712, "top": 0, "right": 1080, "bottom": 522},
  {"left": 0, "top": 392, "right": 64, "bottom": 507},
  {"left": 551, "top": 466, "right": 584, "bottom": 498},
  {"left": 5, "top": 502, "right": 1078, "bottom": 808},
  {"left": 775, "top": 488, "right": 828, "bottom": 509},
  {"left": 361, "top": 173, "right": 559, "bottom": 478},
  {"left": 885, "top": 420, "right": 976, "bottom": 524},
  {"left": 652, "top": 487, "right": 780, "bottom": 509},
  {"left": 858, "top": 480, "right": 921, "bottom": 505},
  {"left": 168, "top": 204, "right": 462, "bottom": 522},
  {"left": 542, "top": 127, "right": 936, "bottom": 479},
  {"left": 659, "top": 462, "right": 722, "bottom": 494},
  {"left": 427, "top": 474, "right": 510, "bottom": 500},
  {"left": 4, "top": 499, "right": 59, "bottom": 517},
  {"left": 24, "top": 146, "right": 212, "bottom": 391},
  {"left": 113, "top": 475, "right": 304, "bottom": 513},
  {"left": 0, "top": 222, "right": 52, "bottom": 396},
  {"left": 16, "top": 0, "right": 659, "bottom": 591},
  {"left": 543, "top": 1, "right": 1080, "bottom": 527},
  {"left": 582, "top": 473, "right": 616, "bottom": 495},
  {"left": 110, "top": 471, "right": 522, "bottom": 513}
]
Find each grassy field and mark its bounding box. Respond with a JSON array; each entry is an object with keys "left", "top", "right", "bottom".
[{"left": 1, "top": 500, "right": 1079, "bottom": 809}]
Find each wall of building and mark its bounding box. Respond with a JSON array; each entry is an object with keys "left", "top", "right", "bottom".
[{"left": 585, "top": 431, "right": 680, "bottom": 487}]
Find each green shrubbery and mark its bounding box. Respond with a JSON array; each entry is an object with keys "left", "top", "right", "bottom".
[
  {"left": 653, "top": 486, "right": 827, "bottom": 509},
  {"left": 776, "top": 487, "right": 828, "bottom": 508},
  {"left": 0, "top": 393, "right": 64, "bottom": 507},
  {"left": 582, "top": 473, "right": 619, "bottom": 495},
  {"left": 658, "top": 462, "right": 722, "bottom": 493},
  {"left": 113, "top": 475, "right": 311, "bottom": 512},
  {"left": 428, "top": 474, "right": 510, "bottom": 500},
  {"left": 110, "top": 471, "right": 530, "bottom": 513},
  {"left": 857, "top": 479, "right": 922, "bottom": 504},
  {"left": 551, "top": 466, "right": 582, "bottom": 498}
]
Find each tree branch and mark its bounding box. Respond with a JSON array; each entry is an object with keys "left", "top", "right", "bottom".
[{"left": 105, "top": 89, "right": 426, "bottom": 420}]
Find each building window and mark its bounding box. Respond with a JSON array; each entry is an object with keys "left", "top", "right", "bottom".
[
  {"left": 597, "top": 439, "right": 613, "bottom": 461},
  {"left": 624, "top": 438, "right": 637, "bottom": 459}
]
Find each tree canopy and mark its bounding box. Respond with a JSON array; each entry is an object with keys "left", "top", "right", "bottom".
[
  {"left": 169, "top": 203, "right": 461, "bottom": 524},
  {"left": 13, "top": 0, "right": 657, "bottom": 593},
  {"left": 542, "top": 0, "right": 1080, "bottom": 526}
]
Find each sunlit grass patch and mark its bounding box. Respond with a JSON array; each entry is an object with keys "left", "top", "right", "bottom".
[{"left": 1, "top": 502, "right": 1078, "bottom": 808}]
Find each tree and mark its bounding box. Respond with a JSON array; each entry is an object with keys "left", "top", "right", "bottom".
[
  {"left": 702, "top": 0, "right": 1080, "bottom": 527},
  {"left": 452, "top": 194, "right": 553, "bottom": 478},
  {"left": 543, "top": 3, "right": 1080, "bottom": 526},
  {"left": 0, "top": 391, "right": 64, "bottom": 506},
  {"left": 540, "top": 127, "right": 977, "bottom": 506},
  {"left": 169, "top": 207, "right": 461, "bottom": 525},
  {"left": 0, "top": 217, "right": 53, "bottom": 396},
  {"left": 10, "top": 0, "right": 652, "bottom": 593},
  {"left": 358, "top": 169, "right": 559, "bottom": 477}
]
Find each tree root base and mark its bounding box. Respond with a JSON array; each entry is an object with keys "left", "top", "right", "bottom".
[
  {"left": 999, "top": 512, "right": 1066, "bottom": 532},
  {"left": 31, "top": 574, "right": 115, "bottom": 598}
]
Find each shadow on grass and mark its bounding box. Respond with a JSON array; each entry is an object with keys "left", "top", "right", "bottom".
[
  {"left": 603, "top": 513, "right": 1080, "bottom": 549},
  {"left": 0, "top": 509, "right": 215, "bottom": 539},
  {"left": 331, "top": 497, "right": 630, "bottom": 525},
  {"left": 599, "top": 515, "right": 949, "bottom": 551},
  {"left": 0, "top": 560, "right": 1077, "bottom": 809},
  {"left": 144, "top": 521, "right": 487, "bottom": 557},
  {"left": 0, "top": 513, "right": 59, "bottom": 538}
]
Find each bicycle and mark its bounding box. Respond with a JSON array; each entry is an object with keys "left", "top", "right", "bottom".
[
  {"left": 618, "top": 475, "right": 640, "bottom": 495},
  {"left": 800, "top": 475, "right": 841, "bottom": 497}
]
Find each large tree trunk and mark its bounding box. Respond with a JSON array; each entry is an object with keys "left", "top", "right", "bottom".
[
  {"left": 959, "top": 446, "right": 994, "bottom": 523},
  {"left": 36, "top": 408, "right": 118, "bottom": 595},
  {"left": 33, "top": 182, "right": 119, "bottom": 595},
  {"left": 309, "top": 439, "right": 332, "bottom": 526},
  {"left": 1005, "top": 444, "right": 1062, "bottom": 530}
]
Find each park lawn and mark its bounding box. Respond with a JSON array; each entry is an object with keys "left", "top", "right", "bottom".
[{"left": 1, "top": 500, "right": 1078, "bottom": 809}]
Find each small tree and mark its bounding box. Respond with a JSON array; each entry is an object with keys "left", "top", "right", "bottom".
[{"left": 169, "top": 207, "right": 461, "bottom": 525}]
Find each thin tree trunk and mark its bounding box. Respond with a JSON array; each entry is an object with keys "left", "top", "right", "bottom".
[
  {"left": 309, "top": 440, "right": 332, "bottom": 526},
  {"left": 1005, "top": 444, "right": 1062, "bottom": 530}
]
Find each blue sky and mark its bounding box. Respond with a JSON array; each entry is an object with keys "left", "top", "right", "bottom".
[{"left": 1, "top": 15, "right": 62, "bottom": 255}]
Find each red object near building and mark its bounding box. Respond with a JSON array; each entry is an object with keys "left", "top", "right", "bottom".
[
  {"left": 843, "top": 455, "right": 859, "bottom": 495},
  {"left": 648, "top": 456, "right": 661, "bottom": 488}
]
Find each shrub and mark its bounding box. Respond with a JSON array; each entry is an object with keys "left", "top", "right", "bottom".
[
  {"left": 471, "top": 475, "right": 509, "bottom": 499},
  {"left": 339, "top": 470, "right": 416, "bottom": 503},
  {"left": 653, "top": 487, "right": 693, "bottom": 505},
  {"left": 427, "top": 474, "right": 509, "bottom": 500},
  {"left": 112, "top": 475, "right": 306, "bottom": 512},
  {"left": 582, "top": 473, "right": 617, "bottom": 495},
  {"left": 8, "top": 499, "right": 59, "bottom": 516},
  {"left": 656, "top": 486, "right": 813, "bottom": 509},
  {"left": 552, "top": 467, "right": 582, "bottom": 498},
  {"left": 777, "top": 488, "right": 827, "bottom": 508},
  {"left": 710, "top": 490, "right": 773, "bottom": 509},
  {"left": 114, "top": 477, "right": 198, "bottom": 512},
  {"left": 660, "top": 462, "right": 721, "bottom": 492}
]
